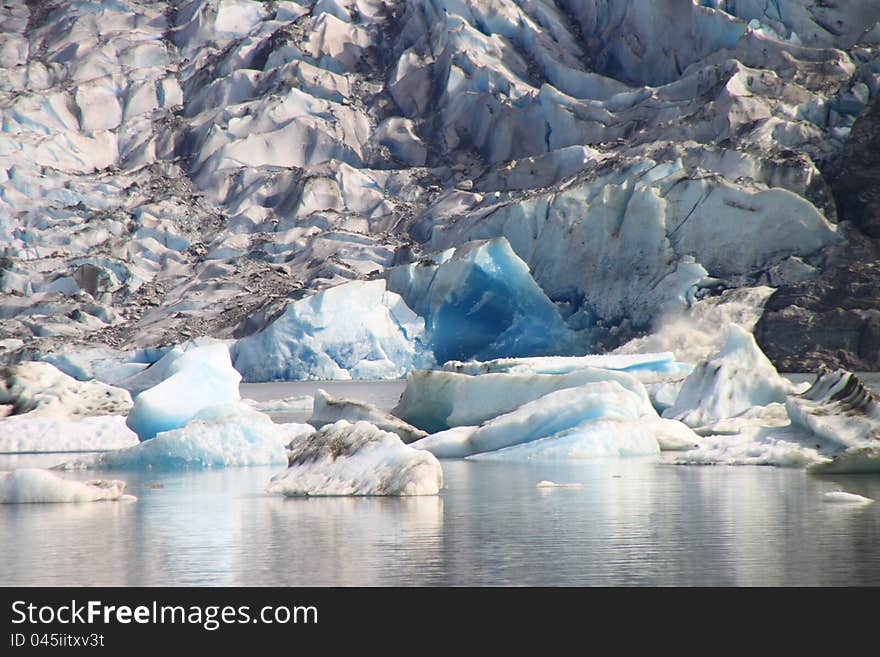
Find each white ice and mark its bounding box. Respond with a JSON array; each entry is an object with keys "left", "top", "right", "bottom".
[
  {"left": 125, "top": 343, "right": 241, "bottom": 441},
  {"left": 232, "top": 279, "right": 432, "bottom": 381},
  {"left": 0, "top": 469, "right": 135, "bottom": 503},
  {"left": 63, "top": 403, "right": 291, "bottom": 470},
  {"left": 0, "top": 361, "right": 132, "bottom": 418},
  {"left": 663, "top": 324, "right": 796, "bottom": 427},
  {"left": 0, "top": 415, "right": 139, "bottom": 453},
  {"left": 394, "top": 367, "right": 654, "bottom": 434},
  {"left": 267, "top": 420, "right": 443, "bottom": 496},
  {"left": 822, "top": 491, "right": 874, "bottom": 505}
]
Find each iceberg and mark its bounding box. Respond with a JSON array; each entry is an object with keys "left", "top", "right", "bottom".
[
  {"left": 385, "top": 238, "right": 579, "bottom": 364},
  {"left": 63, "top": 403, "right": 291, "bottom": 470},
  {"left": 125, "top": 343, "right": 241, "bottom": 441},
  {"left": 411, "top": 380, "right": 693, "bottom": 460},
  {"left": 267, "top": 420, "right": 443, "bottom": 496},
  {"left": 0, "top": 361, "right": 132, "bottom": 418},
  {"left": 663, "top": 324, "right": 794, "bottom": 427},
  {"left": 393, "top": 367, "right": 653, "bottom": 434},
  {"left": 808, "top": 446, "right": 880, "bottom": 474},
  {"left": 0, "top": 469, "right": 135, "bottom": 503},
  {"left": 822, "top": 491, "right": 874, "bottom": 505},
  {"left": 308, "top": 389, "right": 427, "bottom": 444},
  {"left": 786, "top": 369, "right": 880, "bottom": 449},
  {"left": 232, "top": 280, "right": 432, "bottom": 381},
  {"left": 0, "top": 415, "right": 139, "bottom": 453},
  {"left": 467, "top": 418, "right": 665, "bottom": 462}
]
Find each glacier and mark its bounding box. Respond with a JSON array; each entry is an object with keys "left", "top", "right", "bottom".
[
  {"left": 385, "top": 237, "right": 580, "bottom": 363},
  {"left": 0, "top": 0, "right": 878, "bottom": 376},
  {"left": 267, "top": 419, "right": 443, "bottom": 496}
]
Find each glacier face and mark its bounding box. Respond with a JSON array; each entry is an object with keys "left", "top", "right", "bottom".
[{"left": 0, "top": 0, "right": 879, "bottom": 375}]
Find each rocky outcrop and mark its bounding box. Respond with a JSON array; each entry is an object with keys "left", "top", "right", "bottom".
[{"left": 756, "top": 93, "right": 880, "bottom": 372}]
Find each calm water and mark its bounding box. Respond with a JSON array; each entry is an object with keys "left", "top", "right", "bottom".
[{"left": 2, "top": 378, "right": 880, "bottom": 587}]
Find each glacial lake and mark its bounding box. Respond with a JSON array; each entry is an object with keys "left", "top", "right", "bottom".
[{"left": 2, "top": 378, "right": 880, "bottom": 587}]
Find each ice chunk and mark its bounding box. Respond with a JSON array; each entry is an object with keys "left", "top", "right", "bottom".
[
  {"left": 467, "top": 418, "right": 663, "bottom": 462},
  {"left": 244, "top": 396, "right": 314, "bottom": 414},
  {"left": 786, "top": 369, "right": 880, "bottom": 449},
  {"left": 267, "top": 420, "right": 443, "bottom": 496},
  {"left": 412, "top": 379, "right": 696, "bottom": 461},
  {"left": 808, "top": 446, "right": 880, "bottom": 474},
  {"left": 672, "top": 427, "right": 828, "bottom": 468},
  {"left": 663, "top": 324, "right": 793, "bottom": 427},
  {"left": 412, "top": 381, "right": 650, "bottom": 458},
  {"left": 308, "top": 389, "right": 427, "bottom": 444},
  {"left": 0, "top": 362, "right": 132, "bottom": 418},
  {"left": 822, "top": 491, "right": 874, "bottom": 504},
  {"left": 0, "top": 469, "right": 135, "bottom": 503},
  {"left": 536, "top": 481, "right": 583, "bottom": 489},
  {"left": 232, "top": 280, "right": 432, "bottom": 381},
  {"left": 64, "top": 403, "right": 289, "bottom": 470},
  {"left": 386, "top": 238, "right": 578, "bottom": 364},
  {"left": 394, "top": 367, "right": 654, "bottom": 434},
  {"left": 125, "top": 344, "right": 241, "bottom": 441},
  {"left": 0, "top": 415, "right": 139, "bottom": 453}
]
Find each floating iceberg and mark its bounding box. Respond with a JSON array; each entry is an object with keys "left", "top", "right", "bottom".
[
  {"left": 385, "top": 238, "right": 579, "bottom": 363},
  {"left": 308, "top": 389, "right": 426, "bottom": 444},
  {"left": 672, "top": 428, "right": 828, "bottom": 468},
  {"left": 411, "top": 379, "right": 697, "bottom": 461},
  {"left": 663, "top": 324, "right": 794, "bottom": 427},
  {"left": 232, "top": 280, "right": 432, "bottom": 381},
  {"left": 0, "top": 361, "right": 132, "bottom": 419},
  {"left": 268, "top": 420, "right": 443, "bottom": 496},
  {"left": 536, "top": 481, "right": 583, "bottom": 489},
  {"left": 125, "top": 343, "right": 241, "bottom": 441},
  {"left": 0, "top": 415, "right": 139, "bottom": 453},
  {"left": 467, "top": 418, "right": 665, "bottom": 462},
  {"left": 822, "top": 491, "right": 874, "bottom": 505},
  {"left": 394, "top": 367, "right": 653, "bottom": 433},
  {"left": 808, "top": 446, "right": 880, "bottom": 474},
  {"left": 412, "top": 381, "right": 650, "bottom": 458},
  {"left": 69, "top": 403, "right": 289, "bottom": 470},
  {"left": 0, "top": 469, "right": 135, "bottom": 503},
  {"left": 786, "top": 369, "right": 880, "bottom": 449}
]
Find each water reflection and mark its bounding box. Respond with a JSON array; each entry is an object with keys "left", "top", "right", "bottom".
[{"left": 1, "top": 459, "right": 879, "bottom": 586}]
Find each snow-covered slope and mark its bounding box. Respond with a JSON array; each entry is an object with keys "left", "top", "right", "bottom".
[{"left": 1, "top": 1, "right": 879, "bottom": 376}]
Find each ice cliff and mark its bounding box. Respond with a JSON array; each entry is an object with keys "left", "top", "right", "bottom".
[{"left": 1, "top": 0, "right": 879, "bottom": 376}]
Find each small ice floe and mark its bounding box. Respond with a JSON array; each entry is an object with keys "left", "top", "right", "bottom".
[
  {"left": 536, "top": 481, "right": 583, "bottom": 489},
  {"left": 822, "top": 491, "right": 874, "bottom": 505},
  {"left": 268, "top": 420, "right": 443, "bottom": 496},
  {"left": 0, "top": 469, "right": 135, "bottom": 503}
]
